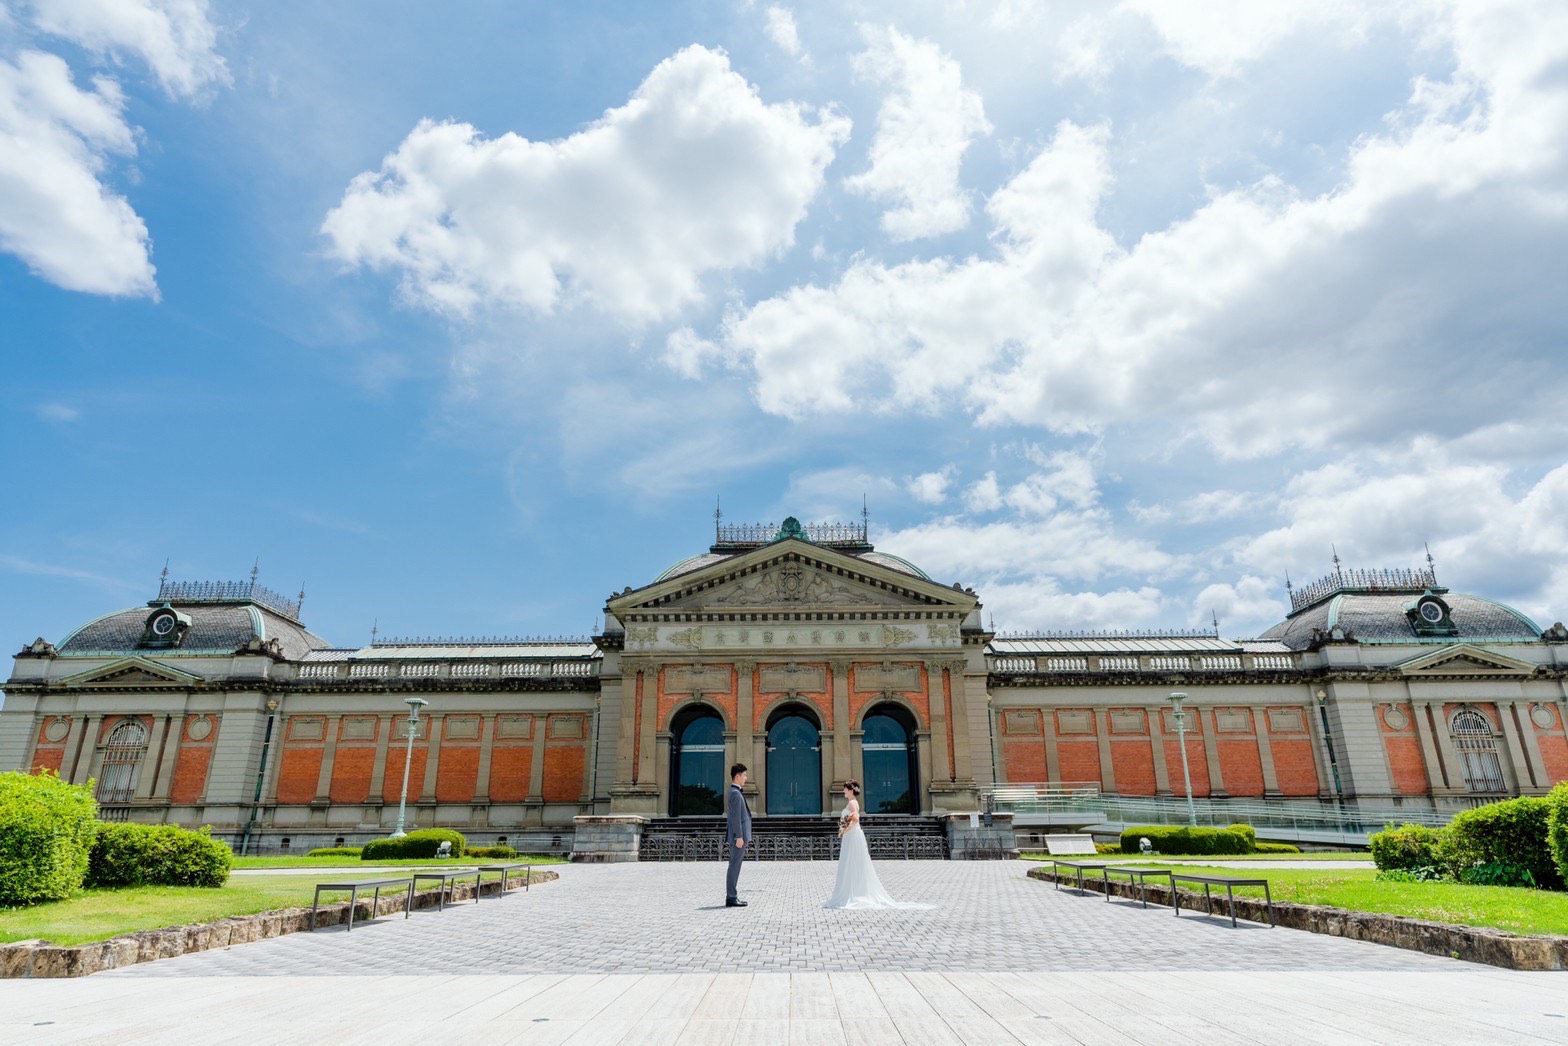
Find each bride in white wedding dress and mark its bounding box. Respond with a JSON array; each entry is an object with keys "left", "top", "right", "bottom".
[{"left": 822, "top": 781, "right": 933, "bottom": 910}]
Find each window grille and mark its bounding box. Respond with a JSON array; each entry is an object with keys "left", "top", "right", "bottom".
[
  {"left": 96, "top": 719, "right": 149, "bottom": 805},
  {"left": 1450, "top": 708, "right": 1507, "bottom": 793}
]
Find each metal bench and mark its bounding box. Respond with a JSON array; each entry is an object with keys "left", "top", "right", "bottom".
[
  {"left": 1049, "top": 860, "right": 1109, "bottom": 893},
  {"left": 1171, "top": 873, "right": 1275, "bottom": 928},
  {"left": 1099, "top": 866, "right": 1176, "bottom": 908},
  {"left": 411, "top": 869, "right": 483, "bottom": 911},
  {"left": 309, "top": 877, "right": 414, "bottom": 931},
  {"left": 475, "top": 862, "right": 533, "bottom": 895}
]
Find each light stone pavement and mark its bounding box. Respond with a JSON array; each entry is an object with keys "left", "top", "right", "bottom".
[{"left": 4, "top": 861, "right": 1566, "bottom": 1044}]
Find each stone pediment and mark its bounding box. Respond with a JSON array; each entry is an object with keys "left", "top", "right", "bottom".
[
  {"left": 612, "top": 540, "right": 977, "bottom": 615},
  {"left": 59, "top": 657, "right": 202, "bottom": 688},
  {"left": 1395, "top": 645, "right": 1536, "bottom": 677}
]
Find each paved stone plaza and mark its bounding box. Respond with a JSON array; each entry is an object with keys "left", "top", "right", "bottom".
[{"left": 5, "top": 862, "right": 1566, "bottom": 1043}]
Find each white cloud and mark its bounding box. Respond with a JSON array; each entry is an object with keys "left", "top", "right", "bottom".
[
  {"left": 663, "top": 327, "right": 723, "bottom": 379},
  {"left": 323, "top": 45, "right": 850, "bottom": 323},
  {"left": 37, "top": 402, "right": 81, "bottom": 422},
  {"left": 0, "top": 51, "right": 156, "bottom": 297},
  {"left": 703, "top": 2, "right": 1568, "bottom": 462},
  {"left": 27, "top": 0, "right": 230, "bottom": 100},
  {"left": 1193, "top": 575, "right": 1282, "bottom": 636},
  {"left": 1122, "top": 0, "right": 1375, "bottom": 78},
  {"left": 764, "top": 6, "right": 805, "bottom": 59},
  {"left": 1131, "top": 489, "right": 1258, "bottom": 526},
  {"left": 963, "top": 471, "right": 1002, "bottom": 513},
  {"left": 907, "top": 467, "right": 954, "bottom": 504},
  {"left": 844, "top": 25, "right": 991, "bottom": 240}
]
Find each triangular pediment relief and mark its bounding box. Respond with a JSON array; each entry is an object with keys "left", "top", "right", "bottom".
[
  {"left": 1396, "top": 645, "right": 1537, "bottom": 677},
  {"left": 59, "top": 656, "right": 202, "bottom": 688},
  {"left": 610, "top": 539, "right": 977, "bottom": 615}
]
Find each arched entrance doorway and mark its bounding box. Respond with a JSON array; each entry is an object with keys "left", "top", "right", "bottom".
[
  {"left": 862, "top": 706, "right": 917, "bottom": 814},
  {"left": 670, "top": 707, "right": 726, "bottom": 816},
  {"left": 765, "top": 708, "right": 822, "bottom": 815}
]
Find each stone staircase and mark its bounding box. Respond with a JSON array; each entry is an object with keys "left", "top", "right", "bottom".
[{"left": 639, "top": 815, "right": 949, "bottom": 861}]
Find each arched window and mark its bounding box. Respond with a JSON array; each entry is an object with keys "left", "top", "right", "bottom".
[
  {"left": 765, "top": 708, "right": 822, "bottom": 815},
  {"left": 670, "top": 709, "right": 726, "bottom": 816},
  {"left": 96, "top": 719, "right": 149, "bottom": 805},
  {"left": 862, "top": 706, "right": 918, "bottom": 814},
  {"left": 1450, "top": 708, "right": 1506, "bottom": 793}
]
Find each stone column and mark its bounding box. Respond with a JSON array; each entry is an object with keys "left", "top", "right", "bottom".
[
  {"left": 64, "top": 714, "right": 97, "bottom": 784},
  {"left": 945, "top": 662, "right": 975, "bottom": 782},
  {"left": 1430, "top": 705, "right": 1468, "bottom": 791},
  {"left": 473, "top": 714, "right": 494, "bottom": 803},
  {"left": 80, "top": 716, "right": 108, "bottom": 787},
  {"left": 1095, "top": 709, "right": 1117, "bottom": 793},
  {"left": 418, "top": 713, "right": 442, "bottom": 804},
  {"left": 1148, "top": 706, "right": 1171, "bottom": 794},
  {"left": 1515, "top": 702, "right": 1550, "bottom": 793},
  {"left": 638, "top": 670, "right": 659, "bottom": 786},
  {"left": 1412, "top": 701, "right": 1449, "bottom": 792},
  {"left": 927, "top": 666, "right": 952, "bottom": 783},
  {"left": 1199, "top": 707, "right": 1227, "bottom": 796},
  {"left": 1252, "top": 707, "right": 1281, "bottom": 796},
  {"left": 149, "top": 713, "right": 182, "bottom": 800},
  {"left": 911, "top": 730, "right": 930, "bottom": 813},
  {"left": 1042, "top": 708, "right": 1061, "bottom": 783},
  {"left": 1497, "top": 702, "right": 1535, "bottom": 792},
  {"left": 1304, "top": 698, "right": 1336, "bottom": 797},
  {"left": 736, "top": 661, "right": 757, "bottom": 775},
  {"left": 831, "top": 660, "right": 851, "bottom": 786},
  {"left": 313, "top": 716, "right": 339, "bottom": 803},
  {"left": 527, "top": 716, "right": 548, "bottom": 802},
  {"left": 367, "top": 714, "right": 394, "bottom": 801}
]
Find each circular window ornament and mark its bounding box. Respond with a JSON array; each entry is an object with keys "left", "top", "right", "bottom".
[
  {"left": 1531, "top": 704, "right": 1557, "bottom": 730},
  {"left": 1382, "top": 704, "right": 1409, "bottom": 731},
  {"left": 187, "top": 715, "right": 212, "bottom": 741},
  {"left": 44, "top": 717, "right": 70, "bottom": 743},
  {"left": 1418, "top": 600, "right": 1444, "bottom": 624},
  {"left": 150, "top": 611, "right": 178, "bottom": 637}
]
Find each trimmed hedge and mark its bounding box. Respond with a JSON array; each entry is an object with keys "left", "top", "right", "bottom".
[
  {"left": 0, "top": 770, "right": 98, "bottom": 906},
  {"left": 360, "top": 828, "right": 466, "bottom": 860},
  {"left": 1254, "top": 841, "right": 1303, "bottom": 854},
  {"left": 86, "top": 822, "right": 233, "bottom": 888},
  {"left": 307, "top": 846, "right": 363, "bottom": 857},
  {"left": 1369, "top": 823, "right": 1445, "bottom": 874},
  {"left": 1548, "top": 781, "right": 1568, "bottom": 889},
  {"left": 1436, "top": 796, "right": 1562, "bottom": 890},
  {"left": 1119, "top": 824, "right": 1255, "bottom": 855},
  {"left": 464, "top": 845, "right": 518, "bottom": 859}
]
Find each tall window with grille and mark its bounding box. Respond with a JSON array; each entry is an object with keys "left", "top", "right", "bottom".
[
  {"left": 97, "top": 719, "right": 150, "bottom": 806},
  {"left": 1450, "top": 708, "right": 1507, "bottom": 793}
]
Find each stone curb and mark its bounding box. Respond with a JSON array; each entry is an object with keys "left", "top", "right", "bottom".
[
  {"left": 1025, "top": 866, "right": 1568, "bottom": 971},
  {"left": 1, "top": 869, "right": 560, "bottom": 979}
]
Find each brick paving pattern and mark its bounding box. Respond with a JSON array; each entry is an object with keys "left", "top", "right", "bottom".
[{"left": 111, "top": 860, "right": 1461, "bottom": 978}]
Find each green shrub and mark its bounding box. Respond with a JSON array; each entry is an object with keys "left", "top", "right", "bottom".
[
  {"left": 1227, "top": 823, "right": 1257, "bottom": 848},
  {"left": 1093, "top": 842, "right": 1120, "bottom": 855},
  {"left": 1435, "top": 797, "right": 1562, "bottom": 890},
  {"left": 86, "top": 822, "right": 233, "bottom": 888},
  {"left": 1547, "top": 781, "right": 1568, "bottom": 890},
  {"left": 465, "top": 845, "right": 518, "bottom": 859},
  {"left": 307, "top": 846, "right": 363, "bottom": 857},
  {"left": 1254, "top": 841, "right": 1302, "bottom": 854},
  {"left": 1369, "top": 823, "right": 1446, "bottom": 874},
  {"left": 1376, "top": 866, "right": 1444, "bottom": 883},
  {"left": 1119, "top": 825, "right": 1255, "bottom": 855},
  {"left": 360, "top": 828, "right": 466, "bottom": 860},
  {"left": 0, "top": 770, "right": 98, "bottom": 906}
]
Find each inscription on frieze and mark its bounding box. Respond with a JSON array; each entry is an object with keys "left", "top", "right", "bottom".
[
  {"left": 666, "top": 665, "right": 733, "bottom": 694},
  {"left": 759, "top": 662, "right": 826, "bottom": 692},
  {"left": 855, "top": 663, "right": 919, "bottom": 692}
]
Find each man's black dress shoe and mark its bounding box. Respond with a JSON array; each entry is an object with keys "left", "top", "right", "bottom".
[{"left": 725, "top": 898, "right": 748, "bottom": 907}]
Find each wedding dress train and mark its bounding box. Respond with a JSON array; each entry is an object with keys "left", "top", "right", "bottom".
[{"left": 822, "top": 823, "right": 933, "bottom": 910}]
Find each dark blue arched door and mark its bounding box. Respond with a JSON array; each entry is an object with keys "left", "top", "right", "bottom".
[
  {"left": 671, "top": 714, "right": 725, "bottom": 816},
  {"left": 766, "top": 713, "right": 822, "bottom": 815},
  {"left": 862, "top": 711, "right": 916, "bottom": 813}
]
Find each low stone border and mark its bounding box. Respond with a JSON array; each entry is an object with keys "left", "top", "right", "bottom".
[
  {"left": 1026, "top": 866, "right": 1568, "bottom": 971},
  {"left": 1, "top": 869, "right": 559, "bottom": 979}
]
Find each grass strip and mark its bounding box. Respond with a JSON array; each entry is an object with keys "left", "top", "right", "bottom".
[
  {"left": 232, "top": 854, "right": 567, "bottom": 870},
  {"left": 1018, "top": 851, "right": 1370, "bottom": 863},
  {"left": 0, "top": 872, "right": 514, "bottom": 947}
]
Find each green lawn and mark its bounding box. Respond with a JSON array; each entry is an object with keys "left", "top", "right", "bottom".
[
  {"left": 232, "top": 854, "right": 568, "bottom": 870},
  {"left": 1036, "top": 862, "right": 1568, "bottom": 937},
  {"left": 1019, "top": 851, "right": 1371, "bottom": 863}
]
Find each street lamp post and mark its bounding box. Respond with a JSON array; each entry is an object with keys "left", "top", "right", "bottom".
[
  {"left": 1168, "top": 692, "right": 1197, "bottom": 827},
  {"left": 392, "top": 696, "right": 429, "bottom": 838}
]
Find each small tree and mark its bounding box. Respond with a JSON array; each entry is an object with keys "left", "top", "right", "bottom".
[
  {"left": 0, "top": 770, "right": 99, "bottom": 906},
  {"left": 1546, "top": 781, "right": 1568, "bottom": 889}
]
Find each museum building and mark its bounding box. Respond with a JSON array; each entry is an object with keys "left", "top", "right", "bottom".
[{"left": 3, "top": 517, "right": 1567, "bottom": 856}]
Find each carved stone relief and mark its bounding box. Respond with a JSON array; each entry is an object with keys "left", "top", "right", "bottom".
[
  {"left": 1109, "top": 709, "right": 1147, "bottom": 735},
  {"left": 855, "top": 663, "right": 919, "bottom": 692},
  {"left": 1266, "top": 707, "right": 1306, "bottom": 733},
  {"left": 1214, "top": 708, "right": 1253, "bottom": 733},
  {"left": 666, "top": 664, "right": 733, "bottom": 694},
  {"left": 759, "top": 662, "right": 826, "bottom": 692},
  {"left": 1056, "top": 709, "right": 1094, "bottom": 735}
]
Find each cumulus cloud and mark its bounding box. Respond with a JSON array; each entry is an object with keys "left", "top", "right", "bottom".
[
  {"left": 703, "top": 2, "right": 1568, "bottom": 462},
  {"left": 27, "top": 0, "right": 230, "bottom": 100},
  {"left": 1193, "top": 575, "right": 1283, "bottom": 637},
  {"left": 0, "top": 51, "right": 156, "bottom": 297},
  {"left": 764, "top": 6, "right": 805, "bottom": 59},
  {"left": 844, "top": 26, "right": 991, "bottom": 240},
  {"left": 323, "top": 45, "right": 850, "bottom": 323},
  {"left": 907, "top": 466, "right": 954, "bottom": 504},
  {"left": 1122, "top": 0, "right": 1374, "bottom": 78}
]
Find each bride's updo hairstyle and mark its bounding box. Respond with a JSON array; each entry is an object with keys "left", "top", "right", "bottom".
[{"left": 844, "top": 780, "right": 861, "bottom": 796}]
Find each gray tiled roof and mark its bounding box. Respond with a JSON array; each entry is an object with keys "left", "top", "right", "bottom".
[
  {"left": 1260, "top": 592, "right": 1542, "bottom": 650},
  {"left": 59, "top": 603, "right": 330, "bottom": 659},
  {"left": 654, "top": 547, "right": 930, "bottom": 585}
]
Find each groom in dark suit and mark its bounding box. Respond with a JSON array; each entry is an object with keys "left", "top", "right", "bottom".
[{"left": 725, "top": 763, "right": 751, "bottom": 907}]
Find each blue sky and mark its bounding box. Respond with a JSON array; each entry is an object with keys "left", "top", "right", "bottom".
[{"left": 3, "top": 0, "right": 1567, "bottom": 657}]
